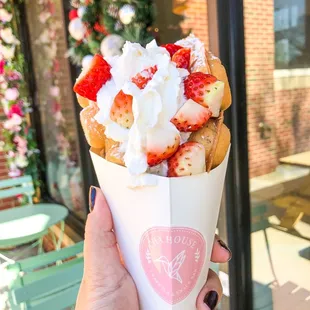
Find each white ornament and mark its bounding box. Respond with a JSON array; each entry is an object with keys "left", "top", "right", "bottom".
[
  {"left": 77, "top": 6, "right": 86, "bottom": 18},
  {"left": 119, "top": 4, "right": 135, "bottom": 25},
  {"left": 100, "top": 34, "right": 124, "bottom": 57},
  {"left": 68, "top": 18, "right": 86, "bottom": 41},
  {"left": 82, "top": 55, "right": 94, "bottom": 68}
]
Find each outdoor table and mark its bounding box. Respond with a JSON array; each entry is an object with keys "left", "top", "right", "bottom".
[
  {"left": 279, "top": 151, "right": 310, "bottom": 168},
  {"left": 0, "top": 203, "right": 68, "bottom": 251}
]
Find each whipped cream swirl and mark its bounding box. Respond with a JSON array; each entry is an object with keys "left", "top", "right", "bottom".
[{"left": 95, "top": 40, "right": 189, "bottom": 178}]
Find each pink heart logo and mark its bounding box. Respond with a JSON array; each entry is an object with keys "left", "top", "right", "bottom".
[{"left": 140, "top": 227, "right": 206, "bottom": 305}]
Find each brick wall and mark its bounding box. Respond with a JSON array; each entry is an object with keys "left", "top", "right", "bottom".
[
  {"left": 244, "top": 0, "right": 278, "bottom": 178},
  {"left": 244, "top": 0, "right": 310, "bottom": 178},
  {"left": 179, "top": 0, "right": 209, "bottom": 48},
  {"left": 275, "top": 88, "right": 310, "bottom": 159}
]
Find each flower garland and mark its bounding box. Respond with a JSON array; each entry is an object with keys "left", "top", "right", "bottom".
[
  {"left": 0, "top": 0, "right": 41, "bottom": 192},
  {"left": 36, "top": 0, "right": 72, "bottom": 164}
]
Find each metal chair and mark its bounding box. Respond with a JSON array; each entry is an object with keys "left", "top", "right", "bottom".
[
  {"left": 0, "top": 176, "right": 68, "bottom": 264},
  {"left": 6, "top": 241, "right": 84, "bottom": 310}
]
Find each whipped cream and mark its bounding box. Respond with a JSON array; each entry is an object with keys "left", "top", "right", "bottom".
[{"left": 95, "top": 40, "right": 188, "bottom": 178}]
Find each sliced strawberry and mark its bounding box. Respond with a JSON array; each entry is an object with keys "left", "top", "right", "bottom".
[
  {"left": 161, "top": 43, "right": 183, "bottom": 57},
  {"left": 146, "top": 128, "right": 180, "bottom": 166},
  {"left": 171, "top": 99, "right": 212, "bottom": 132},
  {"left": 172, "top": 48, "right": 191, "bottom": 70},
  {"left": 167, "top": 142, "right": 206, "bottom": 177},
  {"left": 73, "top": 54, "right": 111, "bottom": 101},
  {"left": 184, "top": 72, "right": 224, "bottom": 117},
  {"left": 110, "top": 90, "right": 134, "bottom": 129},
  {"left": 132, "top": 66, "right": 158, "bottom": 89}
]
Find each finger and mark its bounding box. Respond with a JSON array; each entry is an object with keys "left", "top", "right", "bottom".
[
  {"left": 197, "top": 269, "right": 223, "bottom": 310},
  {"left": 84, "top": 186, "right": 124, "bottom": 280},
  {"left": 210, "top": 235, "right": 232, "bottom": 263}
]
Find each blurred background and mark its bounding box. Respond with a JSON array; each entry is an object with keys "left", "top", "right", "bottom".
[{"left": 0, "top": 0, "right": 309, "bottom": 309}]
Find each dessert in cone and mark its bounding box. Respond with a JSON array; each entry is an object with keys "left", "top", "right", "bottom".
[{"left": 73, "top": 34, "right": 232, "bottom": 309}]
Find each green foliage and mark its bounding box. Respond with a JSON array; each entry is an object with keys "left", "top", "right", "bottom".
[
  {"left": 68, "top": 0, "right": 106, "bottom": 65},
  {"left": 102, "top": 0, "right": 155, "bottom": 46}
]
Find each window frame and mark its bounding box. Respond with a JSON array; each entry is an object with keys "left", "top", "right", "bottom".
[{"left": 217, "top": 0, "right": 253, "bottom": 309}]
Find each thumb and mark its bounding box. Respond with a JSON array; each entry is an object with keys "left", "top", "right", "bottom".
[{"left": 84, "top": 186, "right": 125, "bottom": 283}]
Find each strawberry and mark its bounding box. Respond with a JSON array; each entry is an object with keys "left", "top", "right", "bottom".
[
  {"left": 172, "top": 48, "right": 191, "bottom": 70},
  {"left": 167, "top": 142, "right": 206, "bottom": 177},
  {"left": 110, "top": 90, "right": 134, "bottom": 129},
  {"left": 146, "top": 128, "right": 180, "bottom": 166},
  {"left": 161, "top": 43, "right": 183, "bottom": 57},
  {"left": 73, "top": 54, "right": 111, "bottom": 101},
  {"left": 171, "top": 99, "right": 212, "bottom": 132},
  {"left": 132, "top": 66, "right": 158, "bottom": 89},
  {"left": 184, "top": 72, "right": 225, "bottom": 117}
]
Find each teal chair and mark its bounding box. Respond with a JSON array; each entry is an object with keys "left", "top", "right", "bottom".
[
  {"left": 0, "top": 175, "right": 35, "bottom": 205},
  {"left": 6, "top": 241, "right": 84, "bottom": 310},
  {"left": 0, "top": 176, "right": 68, "bottom": 263}
]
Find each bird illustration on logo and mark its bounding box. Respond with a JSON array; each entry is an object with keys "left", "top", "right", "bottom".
[{"left": 154, "top": 250, "right": 186, "bottom": 283}]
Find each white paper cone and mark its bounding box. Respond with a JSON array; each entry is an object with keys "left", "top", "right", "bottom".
[{"left": 90, "top": 147, "right": 230, "bottom": 310}]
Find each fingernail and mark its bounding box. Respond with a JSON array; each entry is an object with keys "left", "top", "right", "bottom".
[
  {"left": 204, "top": 291, "right": 218, "bottom": 309},
  {"left": 218, "top": 239, "right": 232, "bottom": 260},
  {"left": 89, "top": 186, "right": 97, "bottom": 212}
]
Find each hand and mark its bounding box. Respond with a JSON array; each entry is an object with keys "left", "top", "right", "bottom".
[{"left": 76, "top": 187, "right": 232, "bottom": 310}]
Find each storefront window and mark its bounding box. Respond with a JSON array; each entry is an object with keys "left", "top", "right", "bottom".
[
  {"left": 245, "top": 0, "right": 310, "bottom": 308},
  {"left": 275, "top": 0, "right": 310, "bottom": 69},
  {"left": 25, "top": 0, "right": 86, "bottom": 220}
]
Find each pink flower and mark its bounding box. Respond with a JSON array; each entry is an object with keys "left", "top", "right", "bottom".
[
  {"left": 0, "top": 8, "right": 12, "bottom": 22},
  {"left": 14, "top": 135, "right": 28, "bottom": 156},
  {"left": 0, "top": 59, "right": 5, "bottom": 74},
  {"left": 8, "top": 70, "right": 22, "bottom": 81},
  {"left": 7, "top": 150, "right": 15, "bottom": 158},
  {"left": 8, "top": 168, "right": 22, "bottom": 177},
  {"left": 14, "top": 135, "right": 28, "bottom": 148},
  {"left": 5, "top": 88, "right": 19, "bottom": 101},
  {"left": 3, "top": 113, "right": 22, "bottom": 132},
  {"left": 50, "top": 86, "right": 60, "bottom": 97},
  {"left": 8, "top": 103, "right": 23, "bottom": 118}
]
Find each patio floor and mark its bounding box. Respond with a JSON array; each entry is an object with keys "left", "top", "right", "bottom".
[{"left": 252, "top": 216, "right": 310, "bottom": 310}]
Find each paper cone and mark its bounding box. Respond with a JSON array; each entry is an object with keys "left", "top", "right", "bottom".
[{"left": 90, "top": 147, "right": 230, "bottom": 310}]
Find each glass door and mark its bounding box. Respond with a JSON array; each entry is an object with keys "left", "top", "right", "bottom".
[{"left": 23, "top": 0, "right": 88, "bottom": 222}]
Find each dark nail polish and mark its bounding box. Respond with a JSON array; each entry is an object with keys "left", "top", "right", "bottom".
[
  {"left": 218, "top": 239, "right": 232, "bottom": 260},
  {"left": 89, "top": 186, "right": 97, "bottom": 212},
  {"left": 204, "top": 291, "right": 218, "bottom": 309}
]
